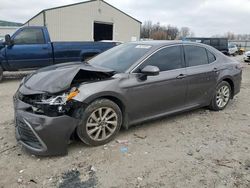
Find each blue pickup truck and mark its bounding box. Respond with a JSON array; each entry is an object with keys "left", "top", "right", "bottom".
[{"left": 0, "top": 26, "right": 118, "bottom": 81}]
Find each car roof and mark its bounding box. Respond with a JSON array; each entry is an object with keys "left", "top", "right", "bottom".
[{"left": 130, "top": 40, "right": 205, "bottom": 48}]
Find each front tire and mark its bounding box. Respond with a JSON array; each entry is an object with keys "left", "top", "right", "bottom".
[
  {"left": 77, "top": 99, "right": 122, "bottom": 146},
  {"left": 209, "top": 81, "right": 231, "bottom": 111}
]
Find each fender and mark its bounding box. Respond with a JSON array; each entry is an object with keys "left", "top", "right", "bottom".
[
  {"left": 216, "top": 67, "right": 235, "bottom": 84},
  {"left": 217, "top": 72, "right": 235, "bottom": 98},
  {"left": 75, "top": 90, "right": 129, "bottom": 129},
  {"left": 217, "top": 75, "right": 234, "bottom": 84},
  {"left": 82, "top": 91, "right": 127, "bottom": 106}
]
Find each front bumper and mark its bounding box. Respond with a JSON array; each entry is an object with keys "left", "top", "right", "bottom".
[{"left": 14, "top": 95, "right": 80, "bottom": 156}]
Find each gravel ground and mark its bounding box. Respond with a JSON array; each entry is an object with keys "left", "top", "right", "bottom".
[{"left": 0, "top": 56, "right": 249, "bottom": 188}]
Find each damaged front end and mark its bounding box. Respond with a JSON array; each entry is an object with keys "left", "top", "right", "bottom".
[
  {"left": 18, "top": 87, "right": 82, "bottom": 117},
  {"left": 14, "top": 62, "right": 115, "bottom": 156},
  {"left": 14, "top": 88, "right": 83, "bottom": 156}
]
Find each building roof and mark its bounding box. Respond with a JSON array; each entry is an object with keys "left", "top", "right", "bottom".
[
  {"left": 24, "top": 0, "right": 141, "bottom": 25},
  {"left": 0, "top": 20, "right": 22, "bottom": 27}
]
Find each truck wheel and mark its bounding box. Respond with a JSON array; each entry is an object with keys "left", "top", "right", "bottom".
[
  {"left": 0, "top": 66, "right": 3, "bottom": 82},
  {"left": 77, "top": 99, "right": 122, "bottom": 146}
]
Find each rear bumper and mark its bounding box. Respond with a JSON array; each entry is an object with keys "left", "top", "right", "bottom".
[{"left": 14, "top": 96, "right": 80, "bottom": 156}]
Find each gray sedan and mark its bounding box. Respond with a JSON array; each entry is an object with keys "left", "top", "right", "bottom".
[{"left": 14, "top": 41, "right": 242, "bottom": 156}]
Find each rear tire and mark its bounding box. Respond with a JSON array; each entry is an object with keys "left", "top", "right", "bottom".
[
  {"left": 209, "top": 81, "right": 231, "bottom": 111},
  {"left": 77, "top": 99, "right": 122, "bottom": 146}
]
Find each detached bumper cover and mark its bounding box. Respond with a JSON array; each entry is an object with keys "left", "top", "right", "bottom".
[{"left": 14, "top": 96, "right": 80, "bottom": 156}]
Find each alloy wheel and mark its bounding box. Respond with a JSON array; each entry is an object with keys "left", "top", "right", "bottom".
[
  {"left": 86, "top": 107, "right": 118, "bottom": 141},
  {"left": 216, "top": 85, "right": 230, "bottom": 108}
]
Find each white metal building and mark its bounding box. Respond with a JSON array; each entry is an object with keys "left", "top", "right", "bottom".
[
  {"left": 24, "top": 0, "right": 141, "bottom": 42},
  {"left": 0, "top": 27, "right": 19, "bottom": 40},
  {"left": 0, "top": 21, "right": 22, "bottom": 40}
]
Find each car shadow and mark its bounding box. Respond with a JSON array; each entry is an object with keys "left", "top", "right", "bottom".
[{"left": 67, "top": 107, "right": 210, "bottom": 153}]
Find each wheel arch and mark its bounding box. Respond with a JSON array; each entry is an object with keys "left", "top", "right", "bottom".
[{"left": 81, "top": 92, "right": 129, "bottom": 129}]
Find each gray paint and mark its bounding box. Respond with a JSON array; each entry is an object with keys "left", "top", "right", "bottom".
[{"left": 14, "top": 41, "right": 242, "bottom": 156}]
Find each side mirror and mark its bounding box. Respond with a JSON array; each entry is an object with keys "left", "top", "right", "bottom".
[
  {"left": 141, "top": 65, "right": 160, "bottom": 76},
  {"left": 4, "top": 34, "right": 13, "bottom": 46}
]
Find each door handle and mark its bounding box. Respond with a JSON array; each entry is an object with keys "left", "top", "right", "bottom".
[
  {"left": 176, "top": 74, "right": 187, "bottom": 79},
  {"left": 213, "top": 68, "right": 219, "bottom": 74},
  {"left": 42, "top": 47, "right": 48, "bottom": 50}
]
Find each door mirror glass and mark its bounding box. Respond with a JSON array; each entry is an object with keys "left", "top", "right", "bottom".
[{"left": 141, "top": 65, "right": 160, "bottom": 76}]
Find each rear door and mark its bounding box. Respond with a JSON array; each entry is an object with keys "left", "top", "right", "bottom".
[
  {"left": 6, "top": 28, "right": 52, "bottom": 69},
  {"left": 184, "top": 45, "right": 218, "bottom": 106},
  {"left": 124, "top": 45, "right": 188, "bottom": 122}
]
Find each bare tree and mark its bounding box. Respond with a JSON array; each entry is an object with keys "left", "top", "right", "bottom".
[
  {"left": 141, "top": 20, "right": 153, "bottom": 39},
  {"left": 166, "top": 25, "right": 179, "bottom": 40},
  {"left": 212, "top": 33, "right": 250, "bottom": 40},
  {"left": 226, "top": 32, "right": 236, "bottom": 40},
  {"left": 178, "top": 27, "right": 191, "bottom": 38},
  {"left": 151, "top": 30, "right": 167, "bottom": 40},
  {"left": 141, "top": 21, "right": 195, "bottom": 40}
]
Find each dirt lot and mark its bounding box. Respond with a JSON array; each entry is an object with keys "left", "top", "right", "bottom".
[{"left": 0, "top": 56, "right": 249, "bottom": 188}]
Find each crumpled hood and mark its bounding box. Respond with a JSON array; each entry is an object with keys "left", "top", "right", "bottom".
[{"left": 23, "top": 62, "right": 115, "bottom": 94}]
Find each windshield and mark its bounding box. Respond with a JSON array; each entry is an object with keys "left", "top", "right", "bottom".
[{"left": 88, "top": 43, "right": 152, "bottom": 72}]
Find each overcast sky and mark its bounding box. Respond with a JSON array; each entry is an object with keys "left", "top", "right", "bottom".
[{"left": 0, "top": 0, "right": 250, "bottom": 36}]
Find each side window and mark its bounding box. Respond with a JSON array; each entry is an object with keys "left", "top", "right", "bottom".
[
  {"left": 14, "top": 28, "right": 45, "bottom": 44},
  {"left": 139, "top": 46, "right": 183, "bottom": 72},
  {"left": 206, "top": 50, "right": 216, "bottom": 63},
  {"left": 184, "top": 45, "right": 208, "bottom": 67}
]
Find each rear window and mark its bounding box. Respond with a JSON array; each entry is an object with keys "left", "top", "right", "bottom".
[
  {"left": 184, "top": 45, "right": 208, "bottom": 67},
  {"left": 207, "top": 50, "right": 216, "bottom": 63}
]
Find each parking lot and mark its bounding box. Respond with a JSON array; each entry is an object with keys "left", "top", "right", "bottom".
[{"left": 0, "top": 56, "right": 249, "bottom": 188}]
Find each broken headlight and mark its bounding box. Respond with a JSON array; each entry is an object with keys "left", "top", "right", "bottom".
[
  {"left": 29, "top": 87, "right": 80, "bottom": 116},
  {"left": 36, "top": 87, "right": 79, "bottom": 106}
]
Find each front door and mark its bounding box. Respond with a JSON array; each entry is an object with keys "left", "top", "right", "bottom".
[{"left": 123, "top": 45, "right": 188, "bottom": 123}]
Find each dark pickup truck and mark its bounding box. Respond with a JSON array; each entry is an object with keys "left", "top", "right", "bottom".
[
  {"left": 0, "top": 26, "right": 118, "bottom": 81},
  {"left": 184, "top": 37, "right": 229, "bottom": 55}
]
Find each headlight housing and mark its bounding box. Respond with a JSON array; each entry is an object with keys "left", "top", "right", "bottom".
[{"left": 36, "top": 87, "right": 79, "bottom": 106}]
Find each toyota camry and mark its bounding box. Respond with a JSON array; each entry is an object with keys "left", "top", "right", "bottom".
[{"left": 14, "top": 41, "right": 242, "bottom": 156}]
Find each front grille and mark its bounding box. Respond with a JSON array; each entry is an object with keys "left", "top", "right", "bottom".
[
  {"left": 17, "top": 92, "right": 43, "bottom": 105},
  {"left": 16, "top": 119, "right": 42, "bottom": 149}
]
